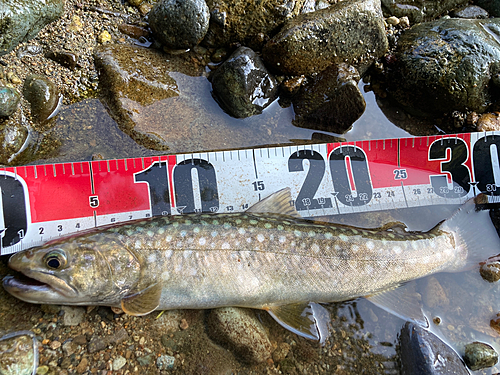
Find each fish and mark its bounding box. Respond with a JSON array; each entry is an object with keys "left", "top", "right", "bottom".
[{"left": 3, "top": 189, "right": 499, "bottom": 342}]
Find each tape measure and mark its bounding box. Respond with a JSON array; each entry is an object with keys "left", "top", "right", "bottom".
[{"left": 1, "top": 131, "right": 500, "bottom": 255}]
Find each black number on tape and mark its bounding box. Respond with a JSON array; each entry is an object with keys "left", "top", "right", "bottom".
[
  {"left": 429, "top": 138, "right": 470, "bottom": 198},
  {"left": 473, "top": 135, "right": 500, "bottom": 195},
  {"left": 288, "top": 150, "right": 332, "bottom": 211},
  {"left": 0, "top": 175, "right": 28, "bottom": 248},
  {"left": 173, "top": 159, "right": 219, "bottom": 214},
  {"left": 135, "top": 161, "right": 170, "bottom": 216},
  {"left": 329, "top": 146, "right": 372, "bottom": 206}
]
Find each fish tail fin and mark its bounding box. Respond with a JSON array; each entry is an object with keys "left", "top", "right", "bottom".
[{"left": 440, "top": 194, "right": 500, "bottom": 269}]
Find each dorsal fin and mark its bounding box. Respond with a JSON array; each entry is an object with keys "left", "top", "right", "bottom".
[
  {"left": 246, "top": 188, "right": 300, "bottom": 218},
  {"left": 379, "top": 221, "right": 408, "bottom": 234}
]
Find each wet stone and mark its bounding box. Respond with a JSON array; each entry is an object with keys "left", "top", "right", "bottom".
[
  {"left": 206, "top": 307, "right": 273, "bottom": 364},
  {"left": 0, "top": 116, "right": 29, "bottom": 165},
  {"left": 148, "top": 0, "right": 210, "bottom": 49},
  {"left": 388, "top": 18, "right": 500, "bottom": 116},
  {"left": 211, "top": 46, "right": 278, "bottom": 118},
  {"left": 476, "top": 113, "right": 500, "bottom": 132},
  {"left": 112, "top": 355, "right": 126, "bottom": 370},
  {"left": 450, "top": 5, "right": 489, "bottom": 19},
  {"left": 291, "top": 63, "right": 365, "bottom": 133},
  {"left": 480, "top": 261, "right": 500, "bottom": 282},
  {"left": 22, "top": 74, "right": 62, "bottom": 126},
  {"left": 398, "top": 322, "right": 469, "bottom": 375},
  {"left": 137, "top": 353, "right": 154, "bottom": 366},
  {"left": 0, "top": 0, "right": 64, "bottom": 56},
  {"left": 381, "top": 0, "right": 469, "bottom": 23},
  {"left": 0, "top": 87, "right": 20, "bottom": 117},
  {"left": 45, "top": 51, "right": 79, "bottom": 70},
  {"left": 463, "top": 341, "right": 498, "bottom": 371},
  {"left": 0, "top": 333, "right": 36, "bottom": 375},
  {"left": 472, "top": 0, "right": 500, "bottom": 17},
  {"left": 262, "top": 0, "right": 388, "bottom": 76},
  {"left": 156, "top": 354, "right": 175, "bottom": 370}
]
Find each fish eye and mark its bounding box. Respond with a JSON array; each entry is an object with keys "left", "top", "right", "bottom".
[{"left": 43, "top": 250, "right": 67, "bottom": 270}]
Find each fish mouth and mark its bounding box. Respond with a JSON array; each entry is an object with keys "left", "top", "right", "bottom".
[{"left": 3, "top": 270, "right": 78, "bottom": 303}]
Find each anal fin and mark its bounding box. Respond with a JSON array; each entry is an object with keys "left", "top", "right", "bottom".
[
  {"left": 366, "top": 284, "right": 428, "bottom": 327},
  {"left": 121, "top": 283, "right": 162, "bottom": 316},
  {"left": 266, "top": 302, "right": 331, "bottom": 344}
]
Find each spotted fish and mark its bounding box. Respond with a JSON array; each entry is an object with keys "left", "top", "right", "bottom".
[{"left": 3, "top": 189, "right": 499, "bottom": 341}]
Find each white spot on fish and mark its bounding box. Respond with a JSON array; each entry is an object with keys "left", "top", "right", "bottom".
[
  {"left": 431, "top": 241, "right": 436, "bottom": 249},
  {"left": 393, "top": 246, "right": 402, "bottom": 254},
  {"left": 246, "top": 237, "right": 252, "bottom": 243},
  {"left": 193, "top": 227, "right": 200, "bottom": 234},
  {"left": 351, "top": 229, "right": 358, "bottom": 235},
  {"left": 188, "top": 237, "right": 194, "bottom": 244},
  {"left": 294, "top": 230, "right": 301, "bottom": 237},
  {"left": 165, "top": 250, "right": 173, "bottom": 258},
  {"left": 339, "top": 234, "right": 348, "bottom": 242},
  {"left": 279, "top": 236, "right": 286, "bottom": 243},
  {"left": 366, "top": 241, "right": 375, "bottom": 250},
  {"left": 365, "top": 265, "right": 374, "bottom": 273},
  {"left": 211, "top": 231, "right": 218, "bottom": 237},
  {"left": 161, "top": 271, "right": 170, "bottom": 280},
  {"left": 166, "top": 235, "right": 172, "bottom": 242},
  {"left": 264, "top": 223, "right": 272, "bottom": 229},
  {"left": 148, "top": 254, "right": 157, "bottom": 263},
  {"left": 249, "top": 219, "right": 258, "bottom": 225},
  {"left": 147, "top": 230, "right": 154, "bottom": 237},
  {"left": 308, "top": 231, "right": 316, "bottom": 237},
  {"left": 235, "top": 219, "right": 242, "bottom": 224},
  {"left": 135, "top": 240, "right": 142, "bottom": 249},
  {"left": 199, "top": 237, "right": 206, "bottom": 246},
  {"left": 334, "top": 244, "right": 341, "bottom": 251},
  {"left": 277, "top": 225, "right": 284, "bottom": 231},
  {"left": 212, "top": 220, "right": 219, "bottom": 225},
  {"left": 185, "top": 220, "right": 192, "bottom": 225},
  {"left": 411, "top": 241, "right": 419, "bottom": 250},
  {"left": 352, "top": 245, "right": 359, "bottom": 253},
  {"left": 238, "top": 228, "right": 246, "bottom": 235},
  {"left": 257, "top": 234, "right": 265, "bottom": 242},
  {"left": 189, "top": 267, "right": 197, "bottom": 276},
  {"left": 312, "top": 244, "right": 320, "bottom": 253},
  {"left": 324, "top": 232, "right": 333, "bottom": 240},
  {"left": 176, "top": 241, "right": 183, "bottom": 248},
  {"left": 184, "top": 250, "right": 192, "bottom": 258},
  {"left": 158, "top": 227, "right": 165, "bottom": 235},
  {"left": 222, "top": 242, "right": 230, "bottom": 249},
  {"left": 223, "top": 223, "right": 231, "bottom": 229},
  {"left": 180, "top": 230, "right": 187, "bottom": 237},
  {"left": 172, "top": 222, "right": 179, "bottom": 228}
]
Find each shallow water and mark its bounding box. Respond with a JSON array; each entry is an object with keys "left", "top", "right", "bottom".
[{"left": 6, "top": 76, "right": 500, "bottom": 374}]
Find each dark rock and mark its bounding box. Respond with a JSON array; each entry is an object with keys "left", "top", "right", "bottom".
[
  {"left": 22, "top": 74, "right": 62, "bottom": 125},
  {"left": 388, "top": 18, "right": 500, "bottom": 116},
  {"left": 262, "top": 0, "right": 388, "bottom": 76},
  {"left": 475, "top": 0, "right": 500, "bottom": 17},
  {"left": 211, "top": 46, "right": 278, "bottom": 118},
  {"left": 118, "top": 23, "right": 150, "bottom": 39},
  {"left": 148, "top": 0, "right": 209, "bottom": 49},
  {"left": 0, "top": 0, "right": 64, "bottom": 56},
  {"left": 0, "top": 117, "right": 29, "bottom": 164},
  {"left": 0, "top": 86, "right": 20, "bottom": 117},
  {"left": 398, "top": 322, "right": 469, "bottom": 375},
  {"left": 45, "top": 51, "right": 79, "bottom": 70},
  {"left": 206, "top": 307, "right": 272, "bottom": 364},
  {"left": 292, "top": 64, "right": 365, "bottom": 133},
  {"left": 137, "top": 353, "right": 154, "bottom": 366},
  {"left": 381, "top": 0, "right": 469, "bottom": 23},
  {"left": 450, "top": 5, "right": 489, "bottom": 19},
  {"left": 87, "top": 337, "right": 107, "bottom": 354},
  {"left": 463, "top": 341, "right": 498, "bottom": 371}
]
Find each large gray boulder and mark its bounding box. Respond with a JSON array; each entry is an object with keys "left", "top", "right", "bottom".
[
  {"left": 388, "top": 18, "right": 500, "bottom": 116},
  {"left": 0, "top": 0, "right": 64, "bottom": 56},
  {"left": 262, "top": 0, "right": 388, "bottom": 77}
]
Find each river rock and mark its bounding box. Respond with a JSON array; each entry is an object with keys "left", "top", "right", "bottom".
[
  {"left": 463, "top": 341, "right": 498, "bottom": 371},
  {"left": 450, "top": 5, "right": 489, "bottom": 19},
  {"left": 0, "top": 0, "right": 64, "bottom": 56},
  {"left": 388, "top": 18, "right": 500, "bottom": 117},
  {"left": 148, "top": 0, "right": 210, "bottom": 49},
  {"left": 480, "top": 261, "right": 500, "bottom": 282},
  {"left": 292, "top": 63, "right": 365, "bottom": 133},
  {"left": 203, "top": 0, "right": 336, "bottom": 47},
  {"left": 22, "top": 74, "right": 62, "bottom": 125},
  {"left": 0, "top": 87, "right": 20, "bottom": 117},
  {"left": 0, "top": 117, "right": 29, "bottom": 165},
  {"left": 206, "top": 307, "right": 273, "bottom": 364},
  {"left": 381, "top": 0, "right": 469, "bottom": 22},
  {"left": 262, "top": 0, "right": 388, "bottom": 76},
  {"left": 398, "top": 322, "right": 469, "bottom": 375},
  {"left": 0, "top": 332, "right": 37, "bottom": 375},
  {"left": 211, "top": 46, "right": 278, "bottom": 118},
  {"left": 475, "top": 0, "right": 500, "bottom": 17}
]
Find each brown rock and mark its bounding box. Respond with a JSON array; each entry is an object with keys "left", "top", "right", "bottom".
[{"left": 76, "top": 357, "right": 88, "bottom": 374}]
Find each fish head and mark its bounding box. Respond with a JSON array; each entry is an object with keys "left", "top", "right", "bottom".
[{"left": 3, "top": 232, "right": 141, "bottom": 306}]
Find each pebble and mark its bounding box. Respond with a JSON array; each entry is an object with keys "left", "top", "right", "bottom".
[
  {"left": 463, "top": 342, "right": 498, "bottom": 371},
  {"left": 49, "top": 340, "right": 61, "bottom": 349},
  {"left": 112, "top": 355, "right": 126, "bottom": 370},
  {"left": 156, "top": 354, "right": 175, "bottom": 370},
  {"left": 476, "top": 112, "right": 500, "bottom": 132},
  {"left": 179, "top": 318, "right": 189, "bottom": 330},
  {"left": 61, "top": 306, "right": 85, "bottom": 326},
  {"left": 98, "top": 30, "right": 112, "bottom": 44},
  {"left": 490, "top": 313, "right": 500, "bottom": 334},
  {"left": 75, "top": 357, "right": 88, "bottom": 374},
  {"left": 0, "top": 333, "right": 36, "bottom": 375},
  {"left": 22, "top": 74, "right": 62, "bottom": 125},
  {"left": 0, "top": 86, "right": 20, "bottom": 117},
  {"left": 386, "top": 16, "right": 400, "bottom": 26},
  {"left": 36, "top": 365, "right": 49, "bottom": 375},
  {"left": 480, "top": 261, "right": 500, "bottom": 282},
  {"left": 137, "top": 353, "right": 155, "bottom": 366}
]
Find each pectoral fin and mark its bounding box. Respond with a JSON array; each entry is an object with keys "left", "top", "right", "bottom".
[
  {"left": 121, "top": 283, "right": 162, "bottom": 316},
  {"left": 366, "top": 284, "right": 428, "bottom": 327},
  {"left": 266, "top": 302, "right": 331, "bottom": 344}
]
